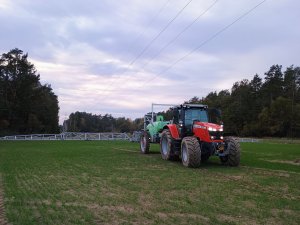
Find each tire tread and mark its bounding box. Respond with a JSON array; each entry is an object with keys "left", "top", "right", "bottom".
[
  {"left": 221, "top": 137, "right": 240, "bottom": 166},
  {"left": 182, "top": 137, "right": 201, "bottom": 168}
]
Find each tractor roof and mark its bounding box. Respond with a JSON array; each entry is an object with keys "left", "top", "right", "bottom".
[{"left": 175, "top": 104, "right": 208, "bottom": 109}]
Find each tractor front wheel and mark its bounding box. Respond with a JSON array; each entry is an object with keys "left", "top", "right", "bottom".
[
  {"left": 181, "top": 137, "right": 201, "bottom": 168},
  {"left": 140, "top": 131, "right": 150, "bottom": 154},
  {"left": 220, "top": 137, "right": 240, "bottom": 166},
  {"left": 160, "top": 129, "right": 173, "bottom": 160}
]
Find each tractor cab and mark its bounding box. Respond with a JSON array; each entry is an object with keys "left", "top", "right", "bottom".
[
  {"left": 173, "top": 104, "right": 209, "bottom": 137},
  {"left": 172, "top": 104, "right": 224, "bottom": 141}
]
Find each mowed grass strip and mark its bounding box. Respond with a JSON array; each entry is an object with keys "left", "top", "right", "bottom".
[{"left": 0, "top": 141, "right": 299, "bottom": 225}]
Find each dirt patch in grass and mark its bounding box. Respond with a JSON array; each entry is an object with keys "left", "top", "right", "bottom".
[
  {"left": 242, "top": 166, "right": 293, "bottom": 177},
  {"left": 23, "top": 199, "right": 136, "bottom": 214},
  {"left": 218, "top": 214, "right": 258, "bottom": 225},
  {"left": 263, "top": 159, "right": 300, "bottom": 166},
  {"left": 243, "top": 200, "right": 257, "bottom": 208},
  {"left": 236, "top": 178, "right": 298, "bottom": 200},
  {"left": 146, "top": 164, "right": 168, "bottom": 171},
  {"left": 271, "top": 208, "right": 296, "bottom": 216},
  {"left": 216, "top": 169, "right": 298, "bottom": 201},
  {"left": 218, "top": 214, "right": 239, "bottom": 224},
  {"left": 268, "top": 208, "right": 300, "bottom": 225},
  {"left": 253, "top": 168, "right": 291, "bottom": 178},
  {"left": 0, "top": 174, "right": 9, "bottom": 225},
  {"left": 156, "top": 212, "right": 210, "bottom": 223},
  {"left": 86, "top": 203, "right": 135, "bottom": 214},
  {"left": 112, "top": 147, "right": 138, "bottom": 153},
  {"left": 224, "top": 175, "right": 244, "bottom": 180},
  {"left": 138, "top": 193, "right": 154, "bottom": 210}
]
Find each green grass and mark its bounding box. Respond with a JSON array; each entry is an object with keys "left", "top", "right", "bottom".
[{"left": 0, "top": 141, "right": 299, "bottom": 225}]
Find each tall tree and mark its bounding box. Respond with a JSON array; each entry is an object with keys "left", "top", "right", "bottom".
[
  {"left": 262, "top": 65, "right": 284, "bottom": 106},
  {"left": 0, "top": 48, "right": 59, "bottom": 135}
]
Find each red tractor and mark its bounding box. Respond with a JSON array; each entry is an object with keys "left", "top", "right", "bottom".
[{"left": 140, "top": 104, "right": 240, "bottom": 167}]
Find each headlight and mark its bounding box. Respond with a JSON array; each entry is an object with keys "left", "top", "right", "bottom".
[
  {"left": 208, "top": 127, "right": 217, "bottom": 131},
  {"left": 219, "top": 128, "right": 223, "bottom": 132}
]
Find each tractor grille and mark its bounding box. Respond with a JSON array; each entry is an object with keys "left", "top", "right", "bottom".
[{"left": 209, "top": 131, "right": 222, "bottom": 140}]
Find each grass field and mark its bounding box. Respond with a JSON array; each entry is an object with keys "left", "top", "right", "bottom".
[{"left": 0, "top": 141, "right": 299, "bottom": 225}]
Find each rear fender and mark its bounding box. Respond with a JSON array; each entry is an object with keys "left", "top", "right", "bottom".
[{"left": 163, "top": 124, "right": 180, "bottom": 139}]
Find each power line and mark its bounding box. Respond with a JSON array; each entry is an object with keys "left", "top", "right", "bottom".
[
  {"left": 99, "top": 0, "right": 267, "bottom": 101},
  {"left": 98, "top": 0, "right": 194, "bottom": 98},
  {"left": 143, "top": 0, "right": 267, "bottom": 85},
  {"left": 94, "top": 0, "right": 172, "bottom": 98},
  {"left": 140, "top": 0, "right": 219, "bottom": 74},
  {"left": 128, "top": 0, "right": 193, "bottom": 66},
  {"left": 126, "top": 0, "right": 171, "bottom": 56},
  {"left": 106, "top": 0, "right": 218, "bottom": 96}
]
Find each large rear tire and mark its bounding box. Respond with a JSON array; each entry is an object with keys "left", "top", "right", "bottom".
[
  {"left": 220, "top": 137, "right": 240, "bottom": 166},
  {"left": 181, "top": 137, "right": 201, "bottom": 168},
  {"left": 140, "top": 131, "right": 150, "bottom": 154},
  {"left": 160, "top": 129, "right": 173, "bottom": 160}
]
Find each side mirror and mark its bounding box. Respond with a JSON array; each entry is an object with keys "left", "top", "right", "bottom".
[
  {"left": 209, "top": 108, "right": 221, "bottom": 117},
  {"left": 208, "top": 108, "right": 222, "bottom": 124}
]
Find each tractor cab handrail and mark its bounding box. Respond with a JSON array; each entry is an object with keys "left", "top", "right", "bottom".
[{"left": 179, "top": 104, "right": 208, "bottom": 108}]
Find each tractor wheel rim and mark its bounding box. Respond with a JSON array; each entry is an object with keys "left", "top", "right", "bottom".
[
  {"left": 182, "top": 144, "right": 187, "bottom": 162},
  {"left": 162, "top": 136, "right": 168, "bottom": 155}
]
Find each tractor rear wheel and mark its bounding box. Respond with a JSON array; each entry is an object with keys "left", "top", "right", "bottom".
[
  {"left": 181, "top": 137, "right": 201, "bottom": 168},
  {"left": 220, "top": 137, "right": 240, "bottom": 166},
  {"left": 140, "top": 131, "right": 150, "bottom": 154},
  {"left": 160, "top": 129, "right": 173, "bottom": 160}
]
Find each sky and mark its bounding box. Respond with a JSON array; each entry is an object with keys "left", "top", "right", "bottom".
[{"left": 0, "top": 0, "right": 299, "bottom": 124}]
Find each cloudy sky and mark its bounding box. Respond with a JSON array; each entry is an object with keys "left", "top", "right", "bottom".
[{"left": 0, "top": 0, "right": 299, "bottom": 124}]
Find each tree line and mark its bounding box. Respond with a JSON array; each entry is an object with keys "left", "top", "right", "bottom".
[
  {"left": 63, "top": 112, "right": 144, "bottom": 133},
  {"left": 0, "top": 49, "right": 59, "bottom": 136},
  {"left": 185, "top": 65, "right": 300, "bottom": 137}
]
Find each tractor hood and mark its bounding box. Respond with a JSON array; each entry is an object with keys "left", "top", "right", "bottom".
[{"left": 193, "top": 121, "right": 223, "bottom": 132}]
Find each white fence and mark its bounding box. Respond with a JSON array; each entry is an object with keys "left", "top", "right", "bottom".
[
  {"left": 0, "top": 133, "right": 259, "bottom": 142},
  {"left": 238, "top": 138, "right": 260, "bottom": 143},
  {"left": 0, "top": 132, "right": 131, "bottom": 141}
]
